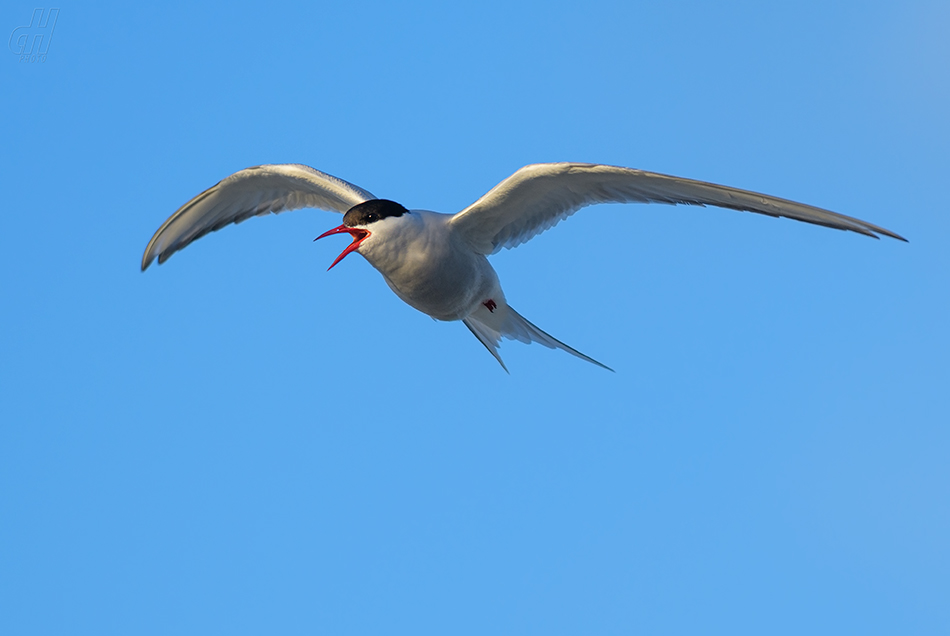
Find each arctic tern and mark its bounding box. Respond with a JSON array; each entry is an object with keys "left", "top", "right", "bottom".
[{"left": 141, "top": 162, "right": 905, "bottom": 371}]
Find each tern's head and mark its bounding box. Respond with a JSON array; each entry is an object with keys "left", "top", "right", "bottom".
[{"left": 314, "top": 199, "right": 410, "bottom": 270}]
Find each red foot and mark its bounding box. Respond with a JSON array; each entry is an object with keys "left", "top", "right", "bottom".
[{"left": 483, "top": 299, "right": 497, "bottom": 313}]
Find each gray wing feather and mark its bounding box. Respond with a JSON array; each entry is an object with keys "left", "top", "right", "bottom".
[
  {"left": 142, "top": 164, "right": 376, "bottom": 269},
  {"left": 450, "top": 163, "right": 906, "bottom": 254}
]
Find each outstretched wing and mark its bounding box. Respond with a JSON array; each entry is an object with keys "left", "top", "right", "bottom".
[
  {"left": 449, "top": 163, "right": 905, "bottom": 254},
  {"left": 142, "top": 164, "right": 376, "bottom": 269}
]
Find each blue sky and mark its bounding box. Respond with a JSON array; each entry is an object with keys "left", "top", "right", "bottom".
[{"left": 2, "top": 1, "right": 947, "bottom": 634}]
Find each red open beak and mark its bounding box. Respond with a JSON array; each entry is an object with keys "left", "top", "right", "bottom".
[{"left": 314, "top": 224, "right": 371, "bottom": 271}]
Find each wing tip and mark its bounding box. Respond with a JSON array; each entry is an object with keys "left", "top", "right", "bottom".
[
  {"left": 141, "top": 249, "right": 155, "bottom": 271},
  {"left": 883, "top": 229, "right": 909, "bottom": 243},
  {"left": 855, "top": 223, "right": 907, "bottom": 242}
]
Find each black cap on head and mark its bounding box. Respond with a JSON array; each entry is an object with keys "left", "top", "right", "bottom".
[{"left": 343, "top": 199, "right": 410, "bottom": 227}]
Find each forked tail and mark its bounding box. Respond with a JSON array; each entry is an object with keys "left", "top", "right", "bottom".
[{"left": 463, "top": 306, "right": 613, "bottom": 372}]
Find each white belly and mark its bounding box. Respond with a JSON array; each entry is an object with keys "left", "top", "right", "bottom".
[{"left": 357, "top": 210, "right": 502, "bottom": 321}]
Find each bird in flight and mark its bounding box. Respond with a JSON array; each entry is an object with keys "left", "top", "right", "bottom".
[{"left": 142, "top": 162, "right": 905, "bottom": 371}]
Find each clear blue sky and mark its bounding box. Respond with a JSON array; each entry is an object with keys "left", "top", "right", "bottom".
[{"left": 2, "top": 1, "right": 947, "bottom": 634}]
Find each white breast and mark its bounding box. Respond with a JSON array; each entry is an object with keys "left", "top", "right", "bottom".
[{"left": 357, "top": 210, "right": 501, "bottom": 321}]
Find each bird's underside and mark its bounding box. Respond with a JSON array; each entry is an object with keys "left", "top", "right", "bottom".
[{"left": 141, "top": 162, "right": 905, "bottom": 371}]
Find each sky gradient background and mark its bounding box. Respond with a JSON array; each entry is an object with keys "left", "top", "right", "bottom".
[{"left": 2, "top": 1, "right": 948, "bottom": 634}]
